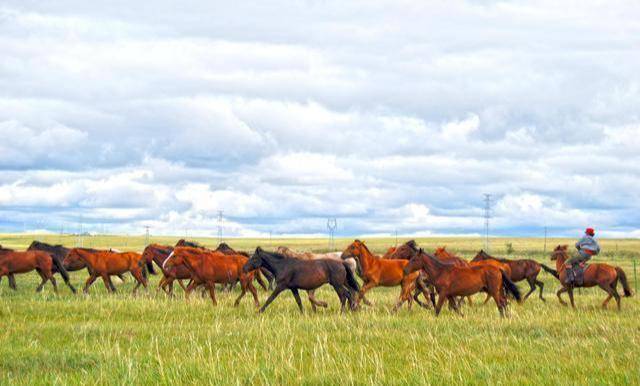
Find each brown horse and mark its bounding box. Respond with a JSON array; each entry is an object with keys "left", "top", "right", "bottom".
[
  {"left": 472, "top": 250, "right": 558, "bottom": 302},
  {"left": 404, "top": 248, "right": 521, "bottom": 316},
  {"left": 164, "top": 246, "right": 260, "bottom": 307},
  {"left": 550, "top": 245, "right": 632, "bottom": 310},
  {"left": 142, "top": 244, "right": 192, "bottom": 295},
  {"left": 340, "top": 240, "right": 431, "bottom": 310},
  {"left": 64, "top": 248, "right": 149, "bottom": 294},
  {"left": 0, "top": 247, "right": 58, "bottom": 293}
]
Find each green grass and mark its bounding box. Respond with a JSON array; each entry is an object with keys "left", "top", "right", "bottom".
[{"left": 0, "top": 235, "right": 638, "bottom": 385}]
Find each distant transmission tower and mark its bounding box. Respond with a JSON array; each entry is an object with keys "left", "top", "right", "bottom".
[
  {"left": 217, "top": 210, "right": 224, "bottom": 243},
  {"left": 144, "top": 226, "right": 150, "bottom": 246},
  {"left": 327, "top": 218, "right": 337, "bottom": 251},
  {"left": 483, "top": 194, "right": 492, "bottom": 251}
]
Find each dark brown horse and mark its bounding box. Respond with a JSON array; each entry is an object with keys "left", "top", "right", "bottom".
[
  {"left": 243, "top": 248, "right": 359, "bottom": 313},
  {"left": 164, "top": 246, "right": 260, "bottom": 307},
  {"left": 0, "top": 247, "right": 59, "bottom": 293},
  {"left": 27, "top": 241, "right": 76, "bottom": 293},
  {"left": 404, "top": 248, "right": 521, "bottom": 317},
  {"left": 550, "top": 245, "right": 632, "bottom": 310},
  {"left": 64, "top": 248, "right": 149, "bottom": 294},
  {"left": 472, "top": 249, "right": 558, "bottom": 302}
]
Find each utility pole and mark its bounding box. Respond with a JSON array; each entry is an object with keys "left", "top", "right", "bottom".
[
  {"left": 327, "top": 218, "right": 337, "bottom": 251},
  {"left": 217, "top": 210, "right": 224, "bottom": 243},
  {"left": 395, "top": 229, "right": 398, "bottom": 247},
  {"left": 483, "top": 194, "right": 492, "bottom": 252}
]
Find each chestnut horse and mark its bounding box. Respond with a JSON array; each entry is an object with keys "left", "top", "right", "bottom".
[
  {"left": 404, "top": 248, "right": 521, "bottom": 317},
  {"left": 64, "top": 248, "right": 149, "bottom": 294},
  {"left": 0, "top": 247, "right": 59, "bottom": 293},
  {"left": 27, "top": 241, "right": 76, "bottom": 293},
  {"left": 340, "top": 240, "right": 432, "bottom": 310},
  {"left": 550, "top": 245, "right": 632, "bottom": 310},
  {"left": 163, "top": 246, "right": 260, "bottom": 307},
  {"left": 472, "top": 250, "right": 558, "bottom": 302},
  {"left": 142, "top": 244, "right": 191, "bottom": 295},
  {"left": 243, "top": 248, "right": 359, "bottom": 313}
]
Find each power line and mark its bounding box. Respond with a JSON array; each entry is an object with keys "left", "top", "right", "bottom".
[{"left": 483, "top": 194, "right": 492, "bottom": 252}]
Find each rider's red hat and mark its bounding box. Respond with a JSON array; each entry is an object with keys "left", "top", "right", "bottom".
[{"left": 585, "top": 227, "right": 595, "bottom": 236}]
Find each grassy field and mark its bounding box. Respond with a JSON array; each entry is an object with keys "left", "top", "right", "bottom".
[{"left": 0, "top": 234, "right": 638, "bottom": 385}]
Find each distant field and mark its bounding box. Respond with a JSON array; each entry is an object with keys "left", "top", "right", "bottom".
[{"left": 0, "top": 234, "right": 638, "bottom": 385}]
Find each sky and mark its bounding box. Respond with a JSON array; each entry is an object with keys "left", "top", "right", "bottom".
[{"left": 0, "top": 1, "right": 639, "bottom": 238}]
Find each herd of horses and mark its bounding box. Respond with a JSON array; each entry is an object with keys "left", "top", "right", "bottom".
[{"left": 0, "top": 239, "right": 633, "bottom": 316}]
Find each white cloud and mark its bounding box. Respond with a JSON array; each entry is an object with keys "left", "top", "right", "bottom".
[{"left": 0, "top": 1, "right": 638, "bottom": 238}]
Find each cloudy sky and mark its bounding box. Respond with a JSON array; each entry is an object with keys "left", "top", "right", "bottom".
[{"left": 1, "top": 1, "right": 639, "bottom": 238}]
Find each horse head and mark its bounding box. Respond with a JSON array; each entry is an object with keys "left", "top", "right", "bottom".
[
  {"left": 550, "top": 245, "right": 569, "bottom": 261},
  {"left": 341, "top": 239, "right": 368, "bottom": 261}
]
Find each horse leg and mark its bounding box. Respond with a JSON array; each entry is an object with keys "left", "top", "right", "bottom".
[
  {"left": 259, "top": 284, "right": 286, "bottom": 313},
  {"left": 100, "top": 274, "right": 115, "bottom": 293},
  {"left": 8, "top": 274, "right": 17, "bottom": 290},
  {"left": 35, "top": 269, "right": 47, "bottom": 292},
  {"left": 291, "top": 288, "right": 304, "bottom": 314},
  {"left": 392, "top": 281, "right": 413, "bottom": 313},
  {"left": 523, "top": 277, "right": 537, "bottom": 301},
  {"left": 131, "top": 269, "right": 147, "bottom": 295},
  {"left": 248, "top": 281, "right": 260, "bottom": 308},
  {"left": 434, "top": 294, "right": 447, "bottom": 316},
  {"left": 234, "top": 279, "right": 249, "bottom": 307},
  {"left": 567, "top": 287, "right": 576, "bottom": 309},
  {"left": 308, "top": 291, "right": 318, "bottom": 313},
  {"left": 358, "top": 281, "right": 377, "bottom": 306},
  {"left": 48, "top": 273, "right": 58, "bottom": 294},
  {"left": 307, "top": 290, "right": 328, "bottom": 308},
  {"left": 330, "top": 284, "right": 348, "bottom": 313},
  {"left": 535, "top": 279, "right": 545, "bottom": 302},
  {"left": 556, "top": 286, "right": 568, "bottom": 306},
  {"left": 449, "top": 296, "right": 464, "bottom": 316},
  {"left": 207, "top": 283, "right": 217, "bottom": 306},
  {"left": 83, "top": 274, "right": 98, "bottom": 294}
]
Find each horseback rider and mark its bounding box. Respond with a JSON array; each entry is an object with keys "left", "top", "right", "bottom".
[{"left": 565, "top": 228, "right": 600, "bottom": 284}]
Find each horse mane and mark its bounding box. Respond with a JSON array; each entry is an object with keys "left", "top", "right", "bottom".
[
  {"left": 176, "top": 239, "right": 204, "bottom": 249},
  {"left": 420, "top": 249, "right": 448, "bottom": 268},
  {"left": 356, "top": 240, "right": 379, "bottom": 259},
  {"left": 405, "top": 240, "right": 418, "bottom": 250}
]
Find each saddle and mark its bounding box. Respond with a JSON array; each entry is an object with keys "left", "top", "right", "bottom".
[{"left": 565, "top": 263, "right": 587, "bottom": 286}]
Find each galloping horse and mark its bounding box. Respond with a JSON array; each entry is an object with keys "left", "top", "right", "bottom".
[
  {"left": 404, "top": 248, "right": 521, "bottom": 317},
  {"left": 163, "top": 246, "right": 260, "bottom": 307},
  {"left": 0, "top": 247, "right": 59, "bottom": 293},
  {"left": 64, "top": 248, "right": 149, "bottom": 294},
  {"left": 550, "top": 245, "right": 632, "bottom": 310},
  {"left": 27, "top": 241, "right": 76, "bottom": 293},
  {"left": 142, "top": 244, "right": 192, "bottom": 295},
  {"left": 340, "top": 240, "right": 432, "bottom": 310},
  {"left": 472, "top": 249, "right": 558, "bottom": 302},
  {"left": 276, "top": 246, "right": 359, "bottom": 311},
  {"left": 243, "top": 248, "right": 359, "bottom": 313}
]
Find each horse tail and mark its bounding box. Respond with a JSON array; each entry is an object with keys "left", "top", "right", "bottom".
[
  {"left": 343, "top": 262, "right": 360, "bottom": 292},
  {"left": 146, "top": 260, "right": 156, "bottom": 275},
  {"left": 615, "top": 267, "right": 633, "bottom": 297},
  {"left": 138, "top": 258, "right": 148, "bottom": 279},
  {"left": 501, "top": 270, "right": 521, "bottom": 303},
  {"left": 540, "top": 263, "right": 559, "bottom": 279},
  {"left": 51, "top": 254, "right": 70, "bottom": 282}
]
